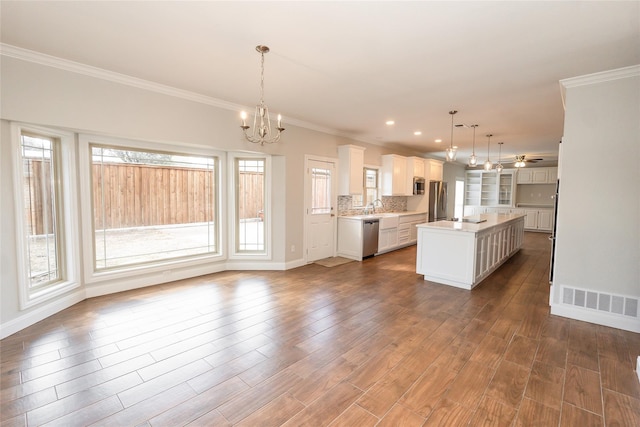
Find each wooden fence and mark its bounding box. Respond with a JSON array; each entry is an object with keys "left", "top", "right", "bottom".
[{"left": 25, "top": 161, "right": 264, "bottom": 233}]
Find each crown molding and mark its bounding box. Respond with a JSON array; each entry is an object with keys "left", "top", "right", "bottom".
[
  {"left": 0, "top": 43, "right": 368, "bottom": 143},
  {"left": 559, "top": 64, "right": 640, "bottom": 109},
  {"left": 560, "top": 64, "right": 640, "bottom": 89}
]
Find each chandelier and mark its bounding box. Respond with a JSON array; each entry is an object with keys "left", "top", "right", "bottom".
[
  {"left": 240, "top": 45, "right": 285, "bottom": 145},
  {"left": 468, "top": 124, "right": 478, "bottom": 167},
  {"left": 445, "top": 110, "right": 458, "bottom": 162},
  {"left": 514, "top": 155, "right": 526, "bottom": 167},
  {"left": 484, "top": 134, "right": 493, "bottom": 171}
]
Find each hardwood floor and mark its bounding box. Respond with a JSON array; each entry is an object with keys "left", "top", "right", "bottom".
[{"left": 2, "top": 232, "right": 639, "bottom": 426}]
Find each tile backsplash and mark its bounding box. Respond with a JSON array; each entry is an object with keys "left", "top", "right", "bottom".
[{"left": 338, "top": 196, "right": 407, "bottom": 216}]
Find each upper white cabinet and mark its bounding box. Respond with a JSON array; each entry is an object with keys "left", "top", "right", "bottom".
[
  {"left": 516, "top": 167, "right": 558, "bottom": 184},
  {"left": 381, "top": 154, "right": 409, "bottom": 196},
  {"left": 532, "top": 168, "right": 548, "bottom": 183},
  {"left": 425, "top": 159, "right": 443, "bottom": 181},
  {"left": 407, "top": 157, "right": 425, "bottom": 179},
  {"left": 338, "top": 145, "right": 365, "bottom": 195}
]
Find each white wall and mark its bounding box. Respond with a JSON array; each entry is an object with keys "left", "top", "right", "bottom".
[
  {"left": 552, "top": 66, "right": 640, "bottom": 332},
  {"left": 0, "top": 53, "right": 431, "bottom": 337}
]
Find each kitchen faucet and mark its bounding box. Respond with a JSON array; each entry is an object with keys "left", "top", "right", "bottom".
[{"left": 372, "top": 199, "right": 384, "bottom": 213}]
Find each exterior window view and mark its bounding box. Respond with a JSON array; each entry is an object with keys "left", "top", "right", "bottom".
[
  {"left": 236, "top": 158, "right": 265, "bottom": 252},
  {"left": 91, "top": 146, "right": 218, "bottom": 269},
  {"left": 20, "top": 133, "right": 63, "bottom": 288}
]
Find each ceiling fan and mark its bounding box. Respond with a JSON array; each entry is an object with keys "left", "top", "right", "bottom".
[{"left": 510, "top": 155, "right": 543, "bottom": 167}]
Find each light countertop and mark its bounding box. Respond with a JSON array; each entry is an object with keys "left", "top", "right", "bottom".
[
  {"left": 416, "top": 213, "right": 525, "bottom": 233},
  {"left": 339, "top": 211, "right": 427, "bottom": 220}
]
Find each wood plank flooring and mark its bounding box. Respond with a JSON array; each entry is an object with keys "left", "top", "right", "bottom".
[{"left": 2, "top": 232, "right": 639, "bottom": 426}]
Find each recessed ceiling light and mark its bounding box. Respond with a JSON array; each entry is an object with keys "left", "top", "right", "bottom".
[
  {"left": 435, "top": 139, "right": 442, "bottom": 143},
  {"left": 385, "top": 120, "right": 395, "bottom": 125},
  {"left": 414, "top": 131, "right": 422, "bottom": 136}
]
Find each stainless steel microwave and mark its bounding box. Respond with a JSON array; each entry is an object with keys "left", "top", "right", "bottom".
[{"left": 413, "top": 177, "right": 425, "bottom": 195}]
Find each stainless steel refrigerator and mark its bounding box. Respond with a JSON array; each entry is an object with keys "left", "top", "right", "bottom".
[{"left": 428, "top": 181, "right": 447, "bottom": 222}]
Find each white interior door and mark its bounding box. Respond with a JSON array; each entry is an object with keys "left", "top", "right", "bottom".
[{"left": 306, "top": 158, "right": 337, "bottom": 262}]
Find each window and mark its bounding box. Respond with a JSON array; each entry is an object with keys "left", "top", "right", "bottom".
[
  {"left": 353, "top": 167, "right": 379, "bottom": 207},
  {"left": 90, "top": 145, "right": 219, "bottom": 270},
  {"left": 311, "top": 167, "right": 332, "bottom": 214},
  {"left": 20, "top": 133, "right": 63, "bottom": 287},
  {"left": 235, "top": 158, "right": 266, "bottom": 253},
  {"left": 454, "top": 178, "right": 465, "bottom": 220},
  {"left": 13, "top": 125, "right": 80, "bottom": 308}
]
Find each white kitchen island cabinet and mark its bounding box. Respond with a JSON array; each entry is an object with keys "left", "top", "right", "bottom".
[{"left": 416, "top": 213, "right": 525, "bottom": 290}]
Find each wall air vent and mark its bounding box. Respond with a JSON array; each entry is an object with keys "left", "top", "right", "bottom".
[{"left": 562, "top": 286, "right": 638, "bottom": 318}]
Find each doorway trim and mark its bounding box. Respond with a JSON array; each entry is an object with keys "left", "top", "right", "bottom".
[{"left": 303, "top": 154, "right": 339, "bottom": 264}]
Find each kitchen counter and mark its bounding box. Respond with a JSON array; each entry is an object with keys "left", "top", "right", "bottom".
[
  {"left": 337, "top": 211, "right": 428, "bottom": 260},
  {"left": 416, "top": 213, "right": 525, "bottom": 289},
  {"left": 416, "top": 213, "right": 524, "bottom": 234},
  {"left": 339, "top": 210, "right": 427, "bottom": 220}
]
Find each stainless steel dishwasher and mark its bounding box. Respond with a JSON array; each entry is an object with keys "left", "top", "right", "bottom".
[{"left": 362, "top": 219, "right": 379, "bottom": 258}]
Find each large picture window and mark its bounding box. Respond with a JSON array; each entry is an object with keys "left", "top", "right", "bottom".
[{"left": 91, "top": 145, "right": 218, "bottom": 270}]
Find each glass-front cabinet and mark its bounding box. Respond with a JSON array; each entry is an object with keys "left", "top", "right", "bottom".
[{"left": 465, "top": 170, "right": 515, "bottom": 208}]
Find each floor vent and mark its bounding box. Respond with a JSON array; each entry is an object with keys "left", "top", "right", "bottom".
[{"left": 562, "top": 286, "right": 639, "bottom": 318}]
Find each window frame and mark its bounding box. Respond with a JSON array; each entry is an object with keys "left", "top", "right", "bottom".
[
  {"left": 78, "top": 134, "right": 226, "bottom": 283},
  {"left": 228, "top": 153, "right": 271, "bottom": 260},
  {"left": 353, "top": 166, "right": 379, "bottom": 208},
  {"left": 11, "top": 123, "right": 81, "bottom": 309}
]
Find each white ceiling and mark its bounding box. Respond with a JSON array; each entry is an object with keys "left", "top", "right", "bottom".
[{"left": 1, "top": 1, "right": 639, "bottom": 165}]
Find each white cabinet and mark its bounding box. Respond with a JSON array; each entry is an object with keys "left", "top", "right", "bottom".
[
  {"left": 378, "top": 215, "right": 399, "bottom": 253},
  {"left": 405, "top": 157, "right": 425, "bottom": 196},
  {"left": 516, "top": 169, "right": 533, "bottom": 184},
  {"left": 381, "top": 154, "right": 409, "bottom": 196},
  {"left": 337, "top": 217, "right": 364, "bottom": 260},
  {"left": 512, "top": 208, "right": 554, "bottom": 231},
  {"left": 523, "top": 210, "right": 539, "bottom": 229},
  {"left": 407, "top": 157, "right": 425, "bottom": 178},
  {"left": 338, "top": 145, "right": 365, "bottom": 195},
  {"left": 537, "top": 210, "right": 553, "bottom": 231},
  {"left": 516, "top": 167, "right": 558, "bottom": 184},
  {"left": 532, "top": 169, "right": 549, "bottom": 184},
  {"left": 425, "top": 159, "right": 443, "bottom": 181},
  {"left": 465, "top": 170, "right": 515, "bottom": 211},
  {"left": 398, "top": 213, "right": 427, "bottom": 246}
]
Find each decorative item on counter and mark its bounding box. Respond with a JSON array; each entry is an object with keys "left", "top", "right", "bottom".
[{"left": 240, "top": 45, "right": 285, "bottom": 145}]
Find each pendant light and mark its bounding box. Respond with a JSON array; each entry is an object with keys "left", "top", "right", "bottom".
[
  {"left": 483, "top": 134, "right": 493, "bottom": 171},
  {"left": 496, "top": 142, "right": 504, "bottom": 174},
  {"left": 445, "top": 110, "right": 458, "bottom": 162},
  {"left": 240, "top": 45, "right": 285, "bottom": 145},
  {"left": 468, "top": 124, "right": 478, "bottom": 167}
]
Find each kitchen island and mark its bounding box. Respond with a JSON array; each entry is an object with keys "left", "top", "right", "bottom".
[{"left": 416, "top": 213, "right": 525, "bottom": 289}]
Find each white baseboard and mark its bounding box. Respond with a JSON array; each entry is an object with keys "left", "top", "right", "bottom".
[
  {"left": 636, "top": 356, "right": 640, "bottom": 385},
  {"left": 85, "top": 263, "right": 227, "bottom": 298},
  {"left": 0, "top": 289, "right": 85, "bottom": 339},
  {"left": 551, "top": 304, "right": 640, "bottom": 333}
]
